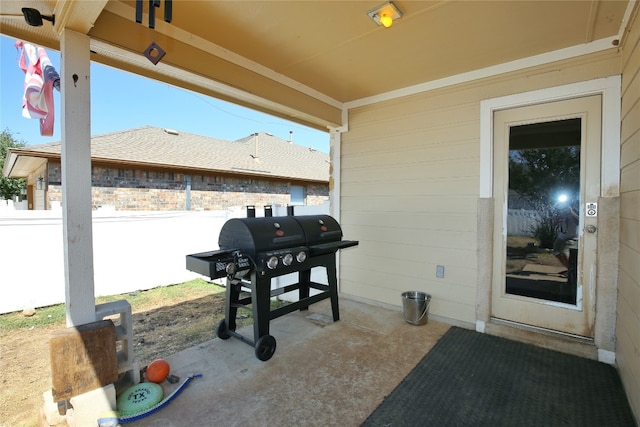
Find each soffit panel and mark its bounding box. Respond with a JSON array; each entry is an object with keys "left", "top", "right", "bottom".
[{"left": 0, "top": 0, "right": 631, "bottom": 128}]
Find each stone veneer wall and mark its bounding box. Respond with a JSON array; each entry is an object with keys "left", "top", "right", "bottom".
[{"left": 44, "top": 162, "right": 328, "bottom": 211}]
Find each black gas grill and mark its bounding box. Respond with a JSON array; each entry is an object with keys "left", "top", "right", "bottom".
[{"left": 186, "top": 208, "right": 358, "bottom": 361}]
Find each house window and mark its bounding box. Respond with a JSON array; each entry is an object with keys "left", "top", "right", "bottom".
[{"left": 290, "top": 185, "right": 306, "bottom": 205}]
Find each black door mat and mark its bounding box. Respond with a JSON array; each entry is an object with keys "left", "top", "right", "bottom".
[{"left": 362, "top": 326, "right": 636, "bottom": 426}]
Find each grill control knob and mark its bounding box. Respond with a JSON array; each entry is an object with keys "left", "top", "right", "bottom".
[
  {"left": 225, "top": 263, "right": 236, "bottom": 275},
  {"left": 296, "top": 251, "right": 307, "bottom": 263},
  {"left": 267, "top": 256, "right": 279, "bottom": 269},
  {"left": 283, "top": 253, "right": 293, "bottom": 266}
]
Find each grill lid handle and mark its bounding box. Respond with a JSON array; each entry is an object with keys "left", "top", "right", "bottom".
[
  {"left": 272, "top": 234, "right": 304, "bottom": 245},
  {"left": 320, "top": 230, "right": 342, "bottom": 240}
]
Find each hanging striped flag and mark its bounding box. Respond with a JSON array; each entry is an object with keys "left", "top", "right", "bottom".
[{"left": 15, "top": 40, "right": 60, "bottom": 137}]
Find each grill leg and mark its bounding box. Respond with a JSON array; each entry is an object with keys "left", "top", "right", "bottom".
[
  {"left": 225, "top": 279, "right": 242, "bottom": 332},
  {"left": 252, "top": 274, "right": 272, "bottom": 341},
  {"left": 325, "top": 258, "right": 340, "bottom": 322},
  {"left": 298, "top": 269, "right": 311, "bottom": 311}
]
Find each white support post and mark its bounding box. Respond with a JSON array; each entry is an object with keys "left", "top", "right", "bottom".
[
  {"left": 328, "top": 128, "right": 341, "bottom": 221},
  {"left": 60, "top": 29, "right": 95, "bottom": 326}
]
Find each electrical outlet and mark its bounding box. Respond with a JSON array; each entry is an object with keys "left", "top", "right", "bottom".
[{"left": 436, "top": 265, "right": 445, "bottom": 278}]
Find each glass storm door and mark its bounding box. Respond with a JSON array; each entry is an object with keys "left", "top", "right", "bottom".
[{"left": 491, "top": 95, "right": 601, "bottom": 337}]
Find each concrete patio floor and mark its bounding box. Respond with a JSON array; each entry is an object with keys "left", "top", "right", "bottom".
[{"left": 126, "top": 297, "right": 451, "bottom": 427}]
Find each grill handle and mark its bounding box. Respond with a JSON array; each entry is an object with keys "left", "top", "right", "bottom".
[
  {"left": 320, "top": 230, "right": 342, "bottom": 240},
  {"left": 272, "top": 234, "right": 304, "bottom": 245}
]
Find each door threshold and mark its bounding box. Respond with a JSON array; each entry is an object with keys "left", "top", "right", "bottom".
[{"left": 485, "top": 318, "right": 598, "bottom": 360}]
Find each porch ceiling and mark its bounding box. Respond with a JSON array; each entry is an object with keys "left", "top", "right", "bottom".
[{"left": 0, "top": 1, "right": 632, "bottom": 131}]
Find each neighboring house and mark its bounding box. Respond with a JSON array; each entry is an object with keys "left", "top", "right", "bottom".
[{"left": 2, "top": 126, "right": 329, "bottom": 211}]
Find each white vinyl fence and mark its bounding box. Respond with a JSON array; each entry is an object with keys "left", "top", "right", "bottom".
[
  {"left": 1, "top": 199, "right": 27, "bottom": 211},
  {"left": 507, "top": 209, "right": 541, "bottom": 237},
  {"left": 0, "top": 202, "right": 329, "bottom": 314}
]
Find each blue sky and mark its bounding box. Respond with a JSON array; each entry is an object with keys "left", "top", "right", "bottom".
[{"left": 0, "top": 35, "right": 329, "bottom": 153}]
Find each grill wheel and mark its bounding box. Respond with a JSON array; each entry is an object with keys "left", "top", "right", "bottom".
[
  {"left": 255, "top": 335, "right": 277, "bottom": 361},
  {"left": 217, "top": 319, "right": 231, "bottom": 340}
]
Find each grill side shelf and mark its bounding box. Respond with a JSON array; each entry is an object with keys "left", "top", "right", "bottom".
[
  {"left": 186, "top": 249, "right": 241, "bottom": 280},
  {"left": 308, "top": 240, "right": 359, "bottom": 256}
]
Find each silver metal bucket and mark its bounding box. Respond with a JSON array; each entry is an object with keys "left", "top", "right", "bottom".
[{"left": 401, "top": 291, "right": 431, "bottom": 325}]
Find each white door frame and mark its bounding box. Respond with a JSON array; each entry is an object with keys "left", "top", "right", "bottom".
[{"left": 477, "top": 76, "right": 621, "bottom": 362}]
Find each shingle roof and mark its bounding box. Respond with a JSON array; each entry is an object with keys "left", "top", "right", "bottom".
[{"left": 15, "top": 126, "right": 329, "bottom": 182}]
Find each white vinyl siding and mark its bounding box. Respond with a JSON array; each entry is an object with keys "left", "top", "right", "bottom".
[
  {"left": 617, "top": 7, "right": 640, "bottom": 419},
  {"left": 338, "top": 49, "right": 621, "bottom": 326}
]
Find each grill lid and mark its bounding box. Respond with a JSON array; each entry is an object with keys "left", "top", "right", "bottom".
[
  {"left": 295, "top": 215, "right": 342, "bottom": 244},
  {"left": 218, "top": 214, "right": 353, "bottom": 258},
  {"left": 218, "top": 216, "right": 306, "bottom": 259}
]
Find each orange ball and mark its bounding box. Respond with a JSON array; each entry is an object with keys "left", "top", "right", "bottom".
[{"left": 146, "top": 359, "right": 170, "bottom": 383}]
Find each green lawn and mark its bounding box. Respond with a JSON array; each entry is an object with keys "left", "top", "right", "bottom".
[{"left": 0, "top": 278, "right": 223, "bottom": 332}]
